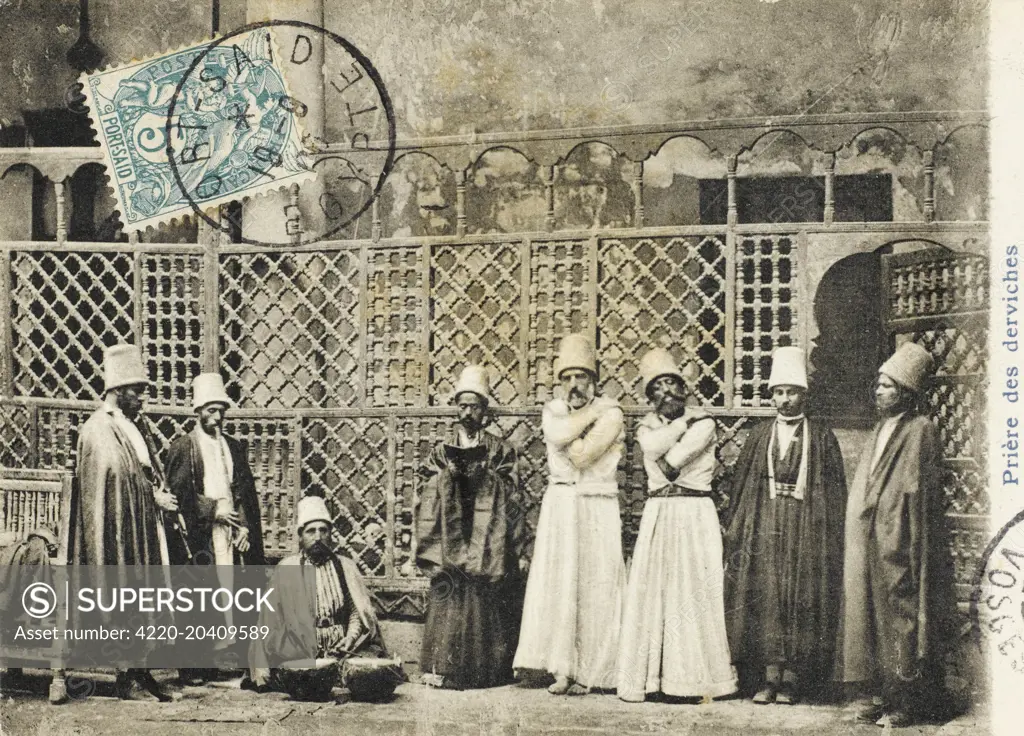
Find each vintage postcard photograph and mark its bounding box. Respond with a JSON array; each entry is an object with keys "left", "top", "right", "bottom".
[{"left": 0, "top": 1, "right": 1018, "bottom": 734}]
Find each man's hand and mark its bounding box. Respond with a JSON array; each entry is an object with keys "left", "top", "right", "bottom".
[
  {"left": 215, "top": 507, "right": 240, "bottom": 526},
  {"left": 656, "top": 456, "right": 681, "bottom": 482},
  {"left": 153, "top": 490, "right": 179, "bottom": 512},
  {"left": 233, "top": 527, "right": 250, "bottom": 553},
  {"left": 518, "top": 557, "right": 530, "bottom": 574}
]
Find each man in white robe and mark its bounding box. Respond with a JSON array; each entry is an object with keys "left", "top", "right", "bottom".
[{"left": 513, "top": 334, "right": 626, "bottom": 696}]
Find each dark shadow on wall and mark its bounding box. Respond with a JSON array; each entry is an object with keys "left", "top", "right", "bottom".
[{"left": 808, "top": 248, "right": 890, "bottom": 427}]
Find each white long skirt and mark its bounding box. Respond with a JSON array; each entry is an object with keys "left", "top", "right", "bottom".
[
  {"left": 513, "top": 485, "right": 625, "bottom": 689},
  {"left": 616, "top": 496, "right": 738, "bottom": 701}
]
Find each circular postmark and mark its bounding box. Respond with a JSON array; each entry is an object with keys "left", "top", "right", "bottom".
[
  {"left": 970, "top": 508, "right": 1024, "bottom": 672},
  {"left": 165, "top": 20, "right": 395, "bottom": 246}
]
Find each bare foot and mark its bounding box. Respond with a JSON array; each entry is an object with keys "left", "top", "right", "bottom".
[
  {"left": 547, "top": 676, "right": 571, "bottom": 695},
  {"left": 566, "top": 683, "right": 590, "bottom": 696}
]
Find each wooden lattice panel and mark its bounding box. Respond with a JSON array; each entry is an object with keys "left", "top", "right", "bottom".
[
  {"left": 220, "top": 251, "right": 362, "bottom": 409},
  {"left": 0, "top": 402, "right": 32, "bottom": 468},
  {"left": 528, "top": 240, "right": 591, "bottom": 403},
  {"left": 906, "top": 322, "right": 987, "bottom": 377},
  {"left": 224, "top": 417, "right": 297, "bottom": 558},
  {"left": 927, "top": 380, "right": 983, "bottom": 462},
  {"left": 492, "top": 413, "right": 546, "bottom": 554},
  {"left": 141, "top": 254, "right": 204, "bottom": 407},
  {"left": 302, "top": 417, "right": 389, "bottom": 576},
  {"left": 10, "top": 251, "right": 135, "bottom": 399},
  {"left": 944, "top": 465, "right": 989, "bottom": 515},
  {"left": 430, "top": 243, "right": 522, "bottom": 406},
  {"left": 949, "top": 522, "right": 988, "bottom": 592},
  {"left": 887, "top": 251, "right": 988, "bottom": 320},
  {"left": 144, "top": 413, "right": 193, "bottom": 466},
  {"left": 735, "top": 235, "right": 798, "bottom": 407},
  {"left": 598, "top": 236, "right": 727, "bottom": 406},
  {"left": 366, "top": 248, "right": 425, "bottom": 406},
  {"left": 394, "top": 416, "right": 450, "bottom": 576},
  {"left": 35, "top": 406, "right": 92, "bottom": 471}
]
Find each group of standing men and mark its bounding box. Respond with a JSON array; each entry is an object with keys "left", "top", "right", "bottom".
[
  {"left": 65, "top": 333, "right": 956, "bottom": 726},
  {"left": 414, "top": 334, "right": 956, "bottom": 729}
]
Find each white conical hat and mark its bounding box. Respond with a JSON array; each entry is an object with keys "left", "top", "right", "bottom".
[
  {"left": 767, "top": 346, "right": 808, "bottom": 390},
  {"left": 103, "top": 343, "right": 148, "bottom": 392},
  {"left": 879, "top": 342, "right": 934, "bottom": 393},
  {"left": 553, "top": 333, "right": 597, "bottom": 378},
  {"left": 451, "top": 364, "right": 491, "bottom": 405},
  {"left": 638, "top": 348, "right": 684, "bottom": 398},
  {"left": 296, "top": 495, "right": 332, "bottom": 532},
  {"left": 192, "top": 372, "right": 232, "bottom": 410}
]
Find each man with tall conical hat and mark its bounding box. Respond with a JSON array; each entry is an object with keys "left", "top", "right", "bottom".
[
  {"left": 165, "top": 371, "right": 266, "bottom": 686},
  {"left": 514, "top": 334, "right": 626, "bottom": 696},
  {"left": 616, "top": 347, "right": 737, "bottom": 703},
  {"left": 69, "top": 343, "right": 177, "bottom": 701},
  {"left": 414, "top": 364, "right": 527, "bottom": 689},
  {"left": 722, "top": 346, "right": 847, "bottom": 705},
  {"left": 837, "top": 342, "right": 956, "bottom": 727},
  {"left": 165, "top": 372, "right": 265, "bottom": 569}
]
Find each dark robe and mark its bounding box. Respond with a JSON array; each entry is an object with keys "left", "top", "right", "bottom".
[
  {"left": 69, "top": 407, "right": 167, "bottom": 566},
  {"left": 415, "top": 431, "right": 526, "bottom": 689},
  {"left": 164, "top": 427, "right": 265, "bottom": 565},
  {"left": 723, "top": 418, "right": 847, "bottom": 694},
  {"left": 836, "top": 413, "right": 956, "bottom": 711}
]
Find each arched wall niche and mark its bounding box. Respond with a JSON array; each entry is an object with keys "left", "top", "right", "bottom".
[
  {"left": 834, "top": 127, "right": 925, "bottom": 222},
  {"left": 642, "top": 135, "right": 726, "bottom": 227},
  {"left": 553, "top": 141, "right": 633, "bottom": 230},
  {"left": 378, "top": 151, "right": 456, "bottom": 238},
  {"left": 466, "top": 146, "right": 545, "bottom": 234},
  {"left": 934, "top": 124, "right": 987, "bottom": 222}
]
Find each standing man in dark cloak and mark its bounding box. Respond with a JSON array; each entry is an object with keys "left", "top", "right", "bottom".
[
  {"left": 414, "top": 364, "right": 527, "bottom": 689},
  {"left": 723, "top": 346, "right": 847, "bottom": 705},
  {"left": 837, "top": 342, "right": 956, "bottom": 728},
  {"left": 165, "top": 371, "right": 266, "bottom": 685},
  {"left": 69, "top": 343, "right": 177, "bottom": 701}
]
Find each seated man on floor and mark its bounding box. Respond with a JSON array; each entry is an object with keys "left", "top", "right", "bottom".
[{"left": 249, "top": 496, "right": 403, "bottom": 701}]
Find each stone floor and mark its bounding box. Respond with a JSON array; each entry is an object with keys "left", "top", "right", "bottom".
[{"left": 0, "top": 670, "right": 990, "bottom": 736}]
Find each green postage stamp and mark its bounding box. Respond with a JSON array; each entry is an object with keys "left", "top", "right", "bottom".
[{"left": 81, "top": 28, "right": 312, "bottom": 233}]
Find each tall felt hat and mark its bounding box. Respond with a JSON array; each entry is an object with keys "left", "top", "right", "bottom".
[
  {"left": 296, "top": 495, "right": 332, "bottom": 532},
  {"left": 553, "top": 333, "right": 597, "bottom": 379},
  {"left": 451, "top": 364, "right": 492, "bottom": 405},
  {"left": 879, "top": 342, "right": 934, "bottom": 393},
  {"left": 638, "top": 348, "right": 685, "bottom": 398},
  {"left": 103, "top": 343, "right": 148, "bottom": 392},
  {"left": 767, "top": 346, "right": 808, "bottom": 390},
  {"left": 192, "top": 372, "right": 232, "bottom": 411}
]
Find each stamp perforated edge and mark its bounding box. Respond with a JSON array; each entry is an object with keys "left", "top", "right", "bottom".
[{"left": 79, "top": 30, "right": 315, "bottom": 237}]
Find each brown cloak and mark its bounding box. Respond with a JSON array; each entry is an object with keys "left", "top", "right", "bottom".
[
  {"left": 69, "top": 408, "right": 167, "bottom": 566},
  {"left": 164, "top": 427, "right": 265, "bottom": 565},
  {"left": 723, "top": 418, "right": 847, "bottom": 690},
  {"left": 836, "top": 413, "right": 956, "bottom": 692}
]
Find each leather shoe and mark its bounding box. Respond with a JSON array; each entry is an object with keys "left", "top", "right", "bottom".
[
  {"left": 856, "top": 702, "right": 886, "bottom": 723},
  {"left": 752, "top": 685, "right": 776, "bottom": 704}
]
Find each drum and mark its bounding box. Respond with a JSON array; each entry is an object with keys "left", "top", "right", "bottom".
[{"left": 340, "top": 657, "right": 406, "bottom": 702}]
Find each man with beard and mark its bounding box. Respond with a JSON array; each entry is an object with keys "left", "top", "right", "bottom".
[
  {"left": 616, "top": 348, "right": 737, "bottom": 702},
  {"left": 69, "top": 343, "right": 176, "bottom": 701},
  {"left": 837, "top": 342, "right": 957, "bottom": 727},
  {"left": 722, "top": 347, "right": 847, "bottom": 704},
  {"left": 514, "top": 334, "right": 626, "bottom": 696},
  {"left": 414, "top": 365, "right": 527, "bottom": 689},
  {"left": 249, "top": 496, "right": 401, "bottom": 701},
  {"left": 165, "top": 372, "right": 266, "bottom": 685}
]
